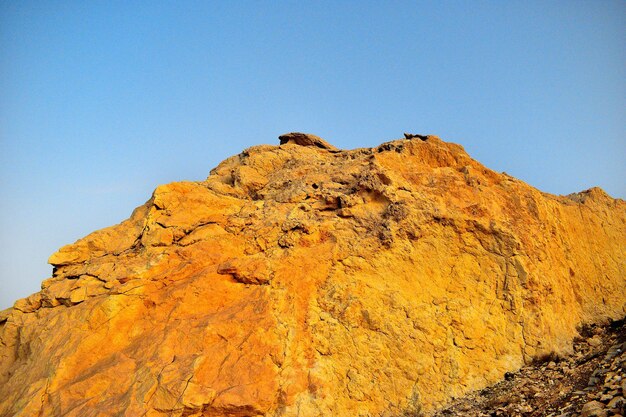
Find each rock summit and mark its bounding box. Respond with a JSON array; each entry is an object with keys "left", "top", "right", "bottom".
[{"left": 278, "top": 132, "right": 339, "bottom": 151}]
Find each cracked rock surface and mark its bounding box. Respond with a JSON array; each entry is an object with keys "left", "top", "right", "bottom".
[{"left": 0, "top": 135, "right": 625, "bottom": 416}]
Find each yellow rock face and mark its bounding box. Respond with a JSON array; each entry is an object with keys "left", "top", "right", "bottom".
[{"left": 1, "top": 136, "right": 625, "bottom": 416}]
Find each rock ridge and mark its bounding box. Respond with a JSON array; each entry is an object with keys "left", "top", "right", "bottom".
[{"left": 0, "top": 134, "right": 624, "bottom": 417}]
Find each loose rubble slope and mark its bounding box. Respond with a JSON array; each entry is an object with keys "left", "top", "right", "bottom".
[
  {"left": 434, "top": 318, "right": 626, "bottom": 417},
  {"left": 1, "top": 134, "right": 625, "bottom": 417}
]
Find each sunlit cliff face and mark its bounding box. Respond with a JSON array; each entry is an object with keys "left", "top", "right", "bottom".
[{"left": 1, "top": 134, "right": 624, "bottom": 417}]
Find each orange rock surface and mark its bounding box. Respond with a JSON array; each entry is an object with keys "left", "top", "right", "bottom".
[{"left": 1, "top": 135, "right": 624, "bottom": 416}]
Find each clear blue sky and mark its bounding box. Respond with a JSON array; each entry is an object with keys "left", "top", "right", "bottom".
[{"left": 1, "top": 1, "right": 624, "bottom": 309}]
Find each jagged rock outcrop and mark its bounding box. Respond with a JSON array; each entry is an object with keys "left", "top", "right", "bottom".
[
  {"left": 1, "top": 134, "right": 624, "bottom": 417},
  {"left": 278, "top": 132, "right": 339, "bottom": 151},
  {"left": 403, "top": 133, "right": 430, "bottom": 141}
]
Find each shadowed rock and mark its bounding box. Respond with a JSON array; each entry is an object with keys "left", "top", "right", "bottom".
[
  {"left": 403, "top": 132, "right": 429, "bottom": 141},
  {"left": 279, "top": 132, "right": 339, "bottom": 151}
]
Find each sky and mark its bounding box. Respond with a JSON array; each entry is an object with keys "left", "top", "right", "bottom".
[{"left": 1, "top": 1, "right": 624, "bottom": 309}]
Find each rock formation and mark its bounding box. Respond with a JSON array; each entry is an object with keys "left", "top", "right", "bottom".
[
  {"left": 403, "top": 133, "right": 429, "bottom": 141},
  {"left": 278, "top": 132, "right": 339, "bottom": 151},
  {"left": 0, "top": 134, "right": 624, "bottom": 417}
]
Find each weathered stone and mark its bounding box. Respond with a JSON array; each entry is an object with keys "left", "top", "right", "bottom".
[
  {"left": 217, "top": 255, "right": 272, "bottom": 285},
  {"left": 1, "top": 135, "right": 625, "bottom": 417},
  {"left": 13, "top": 293, "right": 42, "bottom": 313},
  {"left": 600, "top": 393, "right": 614, "bottom": 402},
  {"left": 278, "top": 132, "right": 339, "bottom": 150},
  {"left": 607, "top": 396, "right": 624, "bottom": 409},
  {"left": 581, "top": 400, "right": 607, "bottom": 417},
  {"left": 403, "top": 132, "right": 429, "bottom": 140},
  {"left": 589, "top": 335, "right": 604, "bottom": 347}
]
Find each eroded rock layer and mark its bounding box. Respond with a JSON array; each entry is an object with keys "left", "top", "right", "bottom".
[{"left": 1, "top": 135, "right": 625, "bottom": 417}]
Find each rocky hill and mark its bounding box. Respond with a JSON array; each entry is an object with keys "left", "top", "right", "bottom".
[{"left": 1, "top": 133, "right": 624, "bottom": 417}]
